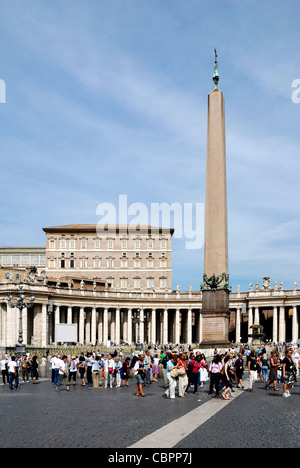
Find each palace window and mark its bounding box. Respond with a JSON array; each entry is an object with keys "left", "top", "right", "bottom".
[
  {"left": 147, "top": 278, "right": 154, "bottom": 289},
  {"left": 147, "top": 259, "right": 154, "bottom": 268}
]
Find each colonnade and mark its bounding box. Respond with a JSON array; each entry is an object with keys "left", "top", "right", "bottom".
[
  {"left": 234, "top": 304, "right": 300, "bottom": 344},
  {"left": 1, "top": 285, "right": 300, "bottom": 348},
  {"left": 0, "top": 301, "right": 201, "bottom": 348},
  {"left": 50, "top": 304, "right": 201, "bottom": 347}
]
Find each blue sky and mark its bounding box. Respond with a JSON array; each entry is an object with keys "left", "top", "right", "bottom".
[{"left": 0, "top": 0, "right": 299, "bottom": 293}]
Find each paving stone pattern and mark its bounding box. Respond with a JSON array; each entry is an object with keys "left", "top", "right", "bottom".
[{"left": 0, "top": 377, "right": 299, "bottom": 448}]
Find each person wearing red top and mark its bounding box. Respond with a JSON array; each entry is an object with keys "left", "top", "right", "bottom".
[{"left": 190, "top": 355, "right": 202, "bottom": 394}]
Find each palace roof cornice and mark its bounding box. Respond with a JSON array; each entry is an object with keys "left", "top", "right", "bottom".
[{"left": 43, "top": 225, "right": 175, "bottom": 235}]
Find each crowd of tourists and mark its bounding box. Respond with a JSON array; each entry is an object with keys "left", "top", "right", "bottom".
[
  {"left": 1, "top": 353, "right": 41, "bottom": 390},
  {"left": 2, "top": 343, "right": 300, "bottom": 399}
]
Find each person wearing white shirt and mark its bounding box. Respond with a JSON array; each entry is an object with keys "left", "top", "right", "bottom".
[
  {"left": 114, "top": 357, "right": 122, "bottom": 388},
  {"left": 8, "top": 356, "right": 19, "bottom": 390},
  {"left": 50, "top": 355, "right": 61, "bottom": 386},
  {"left": 55, "top": 356, "right": 70, "bottom": 392},
  {"left": 104, "top": 354, "right": 115, "bottom": 388},
  {"left": 1, "top": 358, "right": 9, "bottom": 385}
]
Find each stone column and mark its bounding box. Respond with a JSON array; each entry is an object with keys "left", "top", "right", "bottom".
[
  {"left": 23, "top": 307, "right": 28, "bottom": 346},
  {"left": 55, "top": 305, "right": 60, "bottom": 325},
  {"left": 236, "top": 307, "right": 241, "bottom": 344},
  {"left": 175, "top": 309, "right": 180, "bottom": 344},
  {"left": 98, "top": 310, "right": 103, "bottom": 344},
  {"left": 103, "top": 308, "right": 108, "bottom": 345},
  {"left": 151, "top": 309, "right": 156, "bottom": 344},
  {"left": 254, "top": 307, "right": 260, "bottom": 324},
  {"left": 163, "top": 309, "right": 168, "bottom": 344},
  {"left": 123, "top": 310, "right": 128, "bottom": 343},
  {"left": 139, "top": 308, "right": 144, "bottom": 345},
  {"left": 187, "top": 308, "right": 192, "bottom": 345},
  {"left": 0, "top": 303, "right": 8, "bottom": 348},
  {"left": 79, "top": 307, "right": 85, "bottom": 344},
  {"left": 292, "top": 306, "right": 298, "bottom": 343},
  {"left": 86, "top": 311, "right": 91, "bottom": 344},
  {"left": 127, "top": 309, "right": 132, "bottom": 345},
  {"left": 32, "top": 304, "right": 41, "bottom": 347},
  {"left": 279, "top": 306, "right": 285, "bottom": 343},
  {"left": 91, "top": 308, "right": 97, "bottom": 345},
  {"left": 110, "top": 310, "right": 115, "bottom": 344},
  {"left": 273, "top": 306, "right": 278, "bottom": 343},
  {"left": 115, "top": 308, "right": 120, "bottom": 344},
  {"left": 41, "top": 304, "right": 48, "bottom": 347},
  {"left": 67, "top": 307, "right": 72, "bottom": 324},
  {"left": 248, "top": 307, "right": 253, "bottom": 343},
  {"left": 6, "top": 305, "right": 17, "bottom": 347}
]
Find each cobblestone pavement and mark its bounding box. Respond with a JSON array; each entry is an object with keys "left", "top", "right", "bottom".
[
  {"left": 0, "top": 376, "right": 299, "bottom": 448},
  {"left": 174, "top": 380, "right": 300, "bottom": 449}
]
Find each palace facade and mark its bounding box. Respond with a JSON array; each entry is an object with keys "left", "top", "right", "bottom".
[{"left": 43, "top": 224, "right": 173, "bottom": 292}]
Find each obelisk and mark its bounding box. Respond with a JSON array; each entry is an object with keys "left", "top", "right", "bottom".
[{"left": 200, "top": 50, "right": 231, "bottom": 346}]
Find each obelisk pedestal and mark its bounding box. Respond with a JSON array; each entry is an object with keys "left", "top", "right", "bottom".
[
  {"left": 200, "top": 52, "right": 230, "bottom": 347},
  {"left": 201, "top": 289, "right": 230, "bottom": 346}
]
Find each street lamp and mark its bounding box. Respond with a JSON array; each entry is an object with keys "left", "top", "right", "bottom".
[
  {"left": 7, "top": 284, "right": 35, "bottom": 356},
  {"left": 132, "top": 308, "right": 144, "bottom": 351}
]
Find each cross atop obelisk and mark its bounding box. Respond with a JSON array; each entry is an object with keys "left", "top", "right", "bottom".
[
  {"left": 200, "top": 50, "right": 230, "bottom": 346},
  {"left": 213, "top": 48, "right": 219, "bottom": 88}
]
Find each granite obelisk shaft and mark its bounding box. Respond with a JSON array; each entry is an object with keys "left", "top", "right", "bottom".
[
  {"left": 201, "top": 83, "right": 230, "bottom": 346},
  {"left": 204, "top": 88, "right": 228, "bottom": 278}
]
